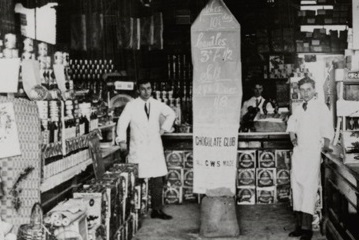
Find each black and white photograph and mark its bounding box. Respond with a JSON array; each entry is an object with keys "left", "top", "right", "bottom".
[{"left": 0, "top": 0, "right": 357, "bottom": 240}]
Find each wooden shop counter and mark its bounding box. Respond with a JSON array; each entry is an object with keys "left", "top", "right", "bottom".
[
  {"left": 162, "top": 132, "right": 292, "bottom": 150},
  {"left": 321, "top": 152, "right": 359, "bottom": 240}
]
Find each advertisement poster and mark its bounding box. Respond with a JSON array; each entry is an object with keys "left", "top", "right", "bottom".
[
  {"left": 191, "top": 0, "right": 242, "bottom": 195},
  {"left": 0, "top": 102, "right": 21, "bottom": 159}
]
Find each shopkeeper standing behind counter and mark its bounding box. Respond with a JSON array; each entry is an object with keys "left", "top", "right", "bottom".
[
  {"left": 240, "top": 81, "right": 265, "bottom": 119},
  {"left": 286, "top": 77, "right": 334, "bottom": 240},
  {"left": 116, "top": 80, "right": 176, "bottom": 220}
]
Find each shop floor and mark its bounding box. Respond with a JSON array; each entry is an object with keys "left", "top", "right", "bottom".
[{"left": 133, "top": 203, "right": 327, "bottom": 240}]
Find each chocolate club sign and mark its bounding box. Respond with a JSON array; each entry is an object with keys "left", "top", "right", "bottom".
[{"left": 191, "top": 0, "right": 242, "bottom": 195}]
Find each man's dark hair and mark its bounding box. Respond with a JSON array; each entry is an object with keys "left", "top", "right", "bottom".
[
  {"left": 298, "top": 77, "right": 315, "bottom": 88},
  {"left": 136, "top": 79, "right": 152, "bottom": 89},
  {"left": 252, "top": 80, "right": 264, "bottom": 88}
]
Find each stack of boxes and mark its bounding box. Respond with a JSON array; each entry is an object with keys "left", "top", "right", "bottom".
[
  {"left": 296, "top": 0, "right": 349, "bottom": 54},
  {"left": 256, "top": 150, "right": 277, "bottom": 204},
  {"left": 298, "top": 4, "right": 350, "bottom": 25},
  {"left": 163, "top": 149, "right": 293, "bottom": 206},
  {"left": 164, "top": 150, "right": 184, "bottom": 205},
  {"left": 164, "top": 150, "right": 198, "bottom": 205},
  {"left": 236, "top": 150, "right": 292, "bottom": 205},
  {"left": 71, "top": 163, "right": 143, "bottom": 240},
  {"left": 296, "top": 28, "right": 347, "bottom": 53},
  {"left": 73, "top": 184, "right": 112, "bottom": 240},
  {"left": 236, "top": 150, "right": 256, "bottom": 205}
]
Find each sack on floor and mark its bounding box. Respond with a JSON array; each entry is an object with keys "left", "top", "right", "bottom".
[{"left": 200, "top": 196, "right": 240, "bottom": 238}]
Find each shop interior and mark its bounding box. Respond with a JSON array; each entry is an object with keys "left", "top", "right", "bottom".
[{"left": 0, "top": 0, "right": 358, "bottom": 240}]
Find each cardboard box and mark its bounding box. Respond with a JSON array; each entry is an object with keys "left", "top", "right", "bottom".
[
  {"left": 257, "top": 187, "right": 276, "bottom": 204},
  {"left": 183, "top": 151, "right": 193, "bottom": 168},
  {"left": 276, "top": 169, "right": 291, "bottom": 185},
  {"left": 111, "top": 163, "right": 139, "bottom": 180},
  {"left": 256, "top": 168, "right": 276, "bottom": 187},
  {"left": 277, "top": 184, "right": 291, "bottom": 203},
  {"left": 92, "top": 179, "right": 120, "bottom": 238},
  {"left": 73, "top": 186, "right": 108, "bottom": 239},
  {"left": 165, "top": 150, "right": 184, "bottom": 168},
  {"left": 258, "top": 150, "right": 276, "bottom": 168},
  {"left": 166, "top": 168, "right": 183, "bottom": 187},
  {"left": 237, "top": 168, "right": 256, "bottom": 186},
  {"left": 236, "top": 186, "right": 256, "bottom": 205},
  {"left": 182, "top": 187, "right": 198, "bottom": 203},
  {"left": 275, "top": 150, "right": 291, "bottom": 169},
  {"left": 183, "top": 168, "right": 194, "bottom": 188},
  {"left": 237, "top": 150, "right": 256, "bottom": 168},
  {"left": 163, "top": 187, "right": 182, "bottom": 205}
]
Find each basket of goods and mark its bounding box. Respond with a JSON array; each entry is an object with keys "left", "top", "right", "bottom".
[{"left": 17, "top": 203, "right": 44, "bottom": 240}]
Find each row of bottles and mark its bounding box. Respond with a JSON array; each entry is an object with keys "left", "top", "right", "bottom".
[
  {"left": 152, "top": 80, "right": 192, "bottom": 131},
  {"left": 44, "top": 113, "right": 99, "bottom": 144},
  {"left": 69, "top": 58, "right": 115, "bottom": 94},
  {"left": 167, "top": 54, "right": 192, "bottom": 81}
]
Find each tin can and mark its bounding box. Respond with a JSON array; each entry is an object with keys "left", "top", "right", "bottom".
[
  {"left": 38, "top": 42, "right": 48, "bottom": 56},
  {"left": 54, "top": 51, "right": 63, "bottom": 64},
  {"left": 4, "top": 33, "right": 16, "bottom": 49},
  {"left": 23, "top": 38, "right": 34, "bottom": 52}
]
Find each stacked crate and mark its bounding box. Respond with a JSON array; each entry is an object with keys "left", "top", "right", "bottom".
[
  {"left": 73, "top": 163, "right": 142, "bottom": 240},
  {"left": 182, "top": 151, "right": 198, "bottom": 203},
  {"left": 164, "top": 150, "right": 184, "bottom": 204},
  {"left": 106, "top": 163, "right": 142, "bottom": 240},
  {"left": 73, "top": 184, "right": 113, "bottom": 240},
  {"left": 164, "top": 150, "right": 199, "bottom": 205},
  {"left": 236, "top": 150, "right": 256, "bottom": 205},
  {"left": 236, "top": 150, "right": 292, "bottom": 205},
  {"left": 256, "top": 150, "right": 277, "bottom": 204}
]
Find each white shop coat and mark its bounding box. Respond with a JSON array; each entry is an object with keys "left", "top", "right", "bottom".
[
  {"left": 116, "top": 97, "right": 176, "bottom": 178},
  {"left": 286, "top": 98, "right": 334, "bottom": 215}
]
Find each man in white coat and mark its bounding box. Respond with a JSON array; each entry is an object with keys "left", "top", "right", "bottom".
[
  {"left": 287, "top": 77, "right": 334, "bottom": 240},
  {"left": 116, "top": 80, "right": 176, "bottom": 220}
]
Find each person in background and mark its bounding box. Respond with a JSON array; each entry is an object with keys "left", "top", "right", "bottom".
[
  {"left": 286, "top": 77, "right": 334, "bottom": 240},
  {"left": 116, "top": 80, "right": 176, "bottom": 220},
  {"left": 240, "top": 81, "right": 266, "bottom": 131},
  {"left": 241, "top": 81, "right": 265, "bottom": 118}
]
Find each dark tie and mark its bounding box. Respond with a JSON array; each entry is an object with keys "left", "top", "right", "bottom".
[
  {"left": 145, "top": 102, "right": 150, "bottom": 119},
  {"left": 256, "top": 98, "right": 262, "bottom": 107},
  {"left": 302, "top": 102, "right": 307, "bottom": 111}
]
